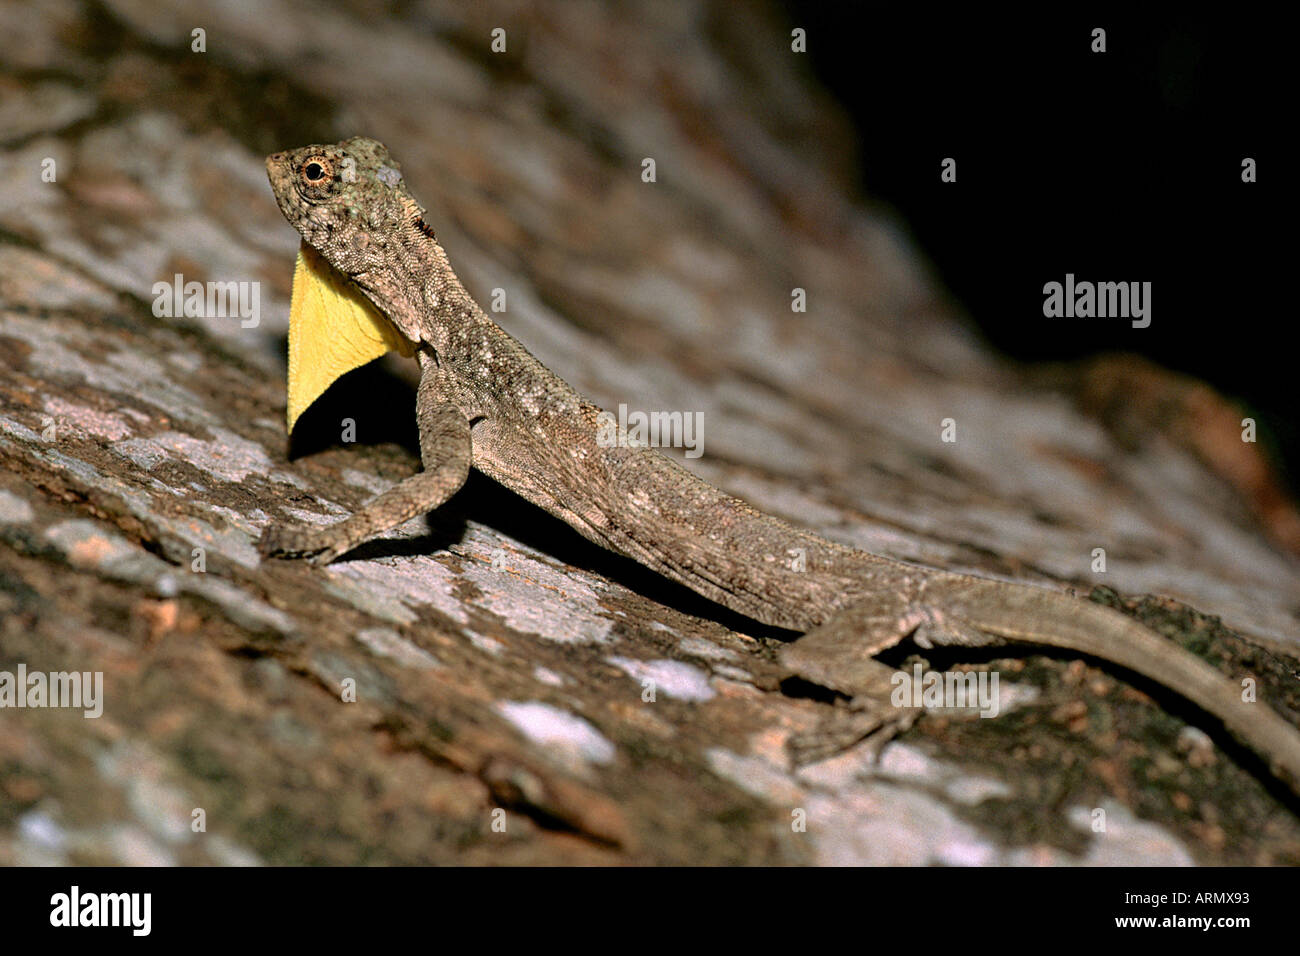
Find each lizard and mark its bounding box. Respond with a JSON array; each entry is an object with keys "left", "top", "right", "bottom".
[{"left": 258, "top": 136, "right": 1300, "bottom": 797}]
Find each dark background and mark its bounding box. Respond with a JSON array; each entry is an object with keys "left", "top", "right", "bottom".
[{"left": 780, "top": 6, "right": 1290, "bottom": 489}]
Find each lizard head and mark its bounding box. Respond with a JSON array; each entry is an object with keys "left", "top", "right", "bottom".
[
  {"left": 267, "top": 136, "right": 459, "bottom": 348},
  {"left": 265, "top": 136, "right": 417, "bottom": 281}
]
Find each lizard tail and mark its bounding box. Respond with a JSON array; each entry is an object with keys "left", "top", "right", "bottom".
[{"left": 925, "top": 574, "right": 1300, "bottom": 797}]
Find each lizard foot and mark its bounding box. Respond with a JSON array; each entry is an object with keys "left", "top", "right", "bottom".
[
  {"left": 781, "top": 649, "right": 923, "bottom": 768},
  {"left": 257, "top": 523, "right": 344, "bottom": 565},
  {"left": 786, "top": 695, "right": 920, "bottom": 768}
]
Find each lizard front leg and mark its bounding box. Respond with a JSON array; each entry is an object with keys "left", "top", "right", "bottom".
[{"left": 259, "top": 365, "right": 472, "bottom": 565}]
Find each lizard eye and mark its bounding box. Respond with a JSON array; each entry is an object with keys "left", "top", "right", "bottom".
[{"left": 301, "top": 157, "right": 331, "bottom": 183}]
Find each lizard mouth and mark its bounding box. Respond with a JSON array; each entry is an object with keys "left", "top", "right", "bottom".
[{"left": 264, "top": 152, "right": 302, "bottom": 222}]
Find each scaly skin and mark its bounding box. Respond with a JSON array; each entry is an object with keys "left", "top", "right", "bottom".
[{"left": 260, "top": 137, "right": 1300, "bottom": 797}]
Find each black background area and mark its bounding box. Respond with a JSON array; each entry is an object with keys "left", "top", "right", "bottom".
[{"left": 779, "top": 6, "right": 1289, "bottom": 490}]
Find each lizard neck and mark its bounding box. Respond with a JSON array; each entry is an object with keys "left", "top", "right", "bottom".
[{"left": 354, "top": 225, "right": 478, "bottom": 353}]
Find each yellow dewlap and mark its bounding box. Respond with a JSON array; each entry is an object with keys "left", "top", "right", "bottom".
[{"left": 286, "top": 242, "right": 413, "bottom": 432}]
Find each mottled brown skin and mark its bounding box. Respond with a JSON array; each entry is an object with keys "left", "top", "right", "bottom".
[{"left": 260, "top": 137, "right": 1300, "bottom": 795}]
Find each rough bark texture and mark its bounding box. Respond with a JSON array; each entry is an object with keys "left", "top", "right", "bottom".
[{"left": 1, "top": 0, "right": 1298, "bottom": 865}]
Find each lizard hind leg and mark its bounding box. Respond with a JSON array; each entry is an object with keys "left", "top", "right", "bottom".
[
  {"left": 778, "top": 599, "right": 915, "bottom": 698},
  {"left": 910, "top": 605, "right": 1004, "bottom": 651},
  {"left": 778, "top": 594, "right": 924, "bottom": 767}
]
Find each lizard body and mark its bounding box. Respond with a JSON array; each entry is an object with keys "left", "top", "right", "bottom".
[{"left": 261, "top": 137, "right": 1300, "bottom": 796}]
